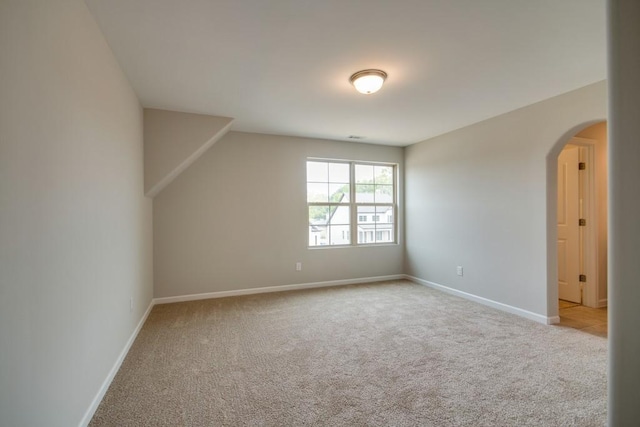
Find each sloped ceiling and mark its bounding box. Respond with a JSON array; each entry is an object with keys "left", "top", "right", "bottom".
[{"left": 86, "top": 0, "right": 606, "bottom": 146}]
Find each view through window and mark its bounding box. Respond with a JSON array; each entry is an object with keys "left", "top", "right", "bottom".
[{"left": 307, "top": 160, "right": 396, "bottom": 247}]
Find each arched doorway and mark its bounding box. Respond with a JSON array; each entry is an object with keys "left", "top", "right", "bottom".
[{"left": 546, "top": 120, "right": 608, "bottom": 334}]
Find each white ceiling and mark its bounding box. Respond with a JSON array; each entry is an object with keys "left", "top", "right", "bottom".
[{"left": 86, "top": 0, "right": 606, "bottom": 147}]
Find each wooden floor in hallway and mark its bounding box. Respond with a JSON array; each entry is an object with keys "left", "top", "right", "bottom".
[{"left": 558, "top": 300, "right": 608, "bottom": 338}]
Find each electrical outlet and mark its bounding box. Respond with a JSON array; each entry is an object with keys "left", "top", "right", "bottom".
[
  {"left": 296, "top": 262, "right": 302, "bottom": 271},
  {"left": 456, "top": 266, "right": 464, "bottom": 276}
]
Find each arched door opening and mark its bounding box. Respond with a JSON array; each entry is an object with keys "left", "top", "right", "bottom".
[{"left": 547, "top": 121, "right": 608, "bottom": 337}]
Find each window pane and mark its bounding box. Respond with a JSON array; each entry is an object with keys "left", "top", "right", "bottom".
[
  {"left": 377, "top": 206, "right": 393, "bottom": 216},
  {"left": 374, "top": 165, "right": 393, "bottom": 185},
  {"left": 375, "top": 229, "right": 393, "bottom": 243},
  {"left": 356, "top": 205, "right": 394, "bottom": 244},
  {"left": 374, "top": 185, "right": 394, "bottom": 203},
  {"left": 381, "top": 206, "right": 393, "bottom": 223},
  {"left": 309, "top": 206, "right": 350, "bottom": 246},
  {"left": 309, "top": 206, "right": 330, "bottom": 225},
  {"left": 329, "top": 183, "right": 349, "bottom": 202},
  {"left": 356, "top": 206, "right": 375, "bottom": 243},
  {"left": 307, "top": 161, "right": 328, "bottom": 182},
  {"left": 309, "top": 225, "right": 327, "bottom": 246},
  {"left": 328, "top": 205, "right": 350, "bottom": 225},
  {"left": 307, "top": 183, "right": 328, "bottom": 203},
  {"left": 329, "top": 163, "right": 349, "bottom": 183},
  {"left": 375, "top": 206, "right": 394, "bottom": 243},
  {"left": 357, "top": 206, "right": 375, "bottom": 219},
  {"left": 355, "top": 164, "right": 374, "bottom": 183},
  {"left": 355, "top": 184, "right": 375, "bottom": 203},
  {"left": 329, "top": 225, "right": 350, "bottom": 245},
  {"left": 357, "top": 229, "right": 375, "bottom": 244}
]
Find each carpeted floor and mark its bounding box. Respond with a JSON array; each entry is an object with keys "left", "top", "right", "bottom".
[{"left": 90, "top": 280, "right": 606, "bottom": 426}]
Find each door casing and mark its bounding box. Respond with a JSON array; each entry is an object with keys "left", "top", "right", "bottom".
[{"left": 562, "top": 136, "right": 599, "bottom": 308}]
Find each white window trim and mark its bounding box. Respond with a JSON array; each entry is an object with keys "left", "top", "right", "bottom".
[{"left": 307, "top": 159, "right": 398, "bottom": 248}]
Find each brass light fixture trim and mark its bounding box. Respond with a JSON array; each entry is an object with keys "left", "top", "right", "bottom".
[{"left": 349, "top": 69, "right": 388, "bottom": 94}]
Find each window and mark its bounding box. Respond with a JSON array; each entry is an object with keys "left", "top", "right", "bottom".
[{"left": 307, "top": 160, "right": 397, "bottom": 247}]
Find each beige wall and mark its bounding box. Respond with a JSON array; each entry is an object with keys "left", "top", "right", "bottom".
[
  {"left": 144, "top": 109, "right": 233, "bottom": 197},
  {"left": 153, "top": 132, "right": 404, "bottom": 298},
  {"left": 0, "top": 1, "right": 153, "bottom": 426},
  {"left": 575, "top": 122, "right": 608, "bottom": 306},
  {"left": 0, "top": 1, "right": 616, "bottom": 423},
  {"left": 404, "top": 82, "right": 607, "bottom": 318},
  {"left": 607, "top": 0, "right": 640, "bottom": 422}
]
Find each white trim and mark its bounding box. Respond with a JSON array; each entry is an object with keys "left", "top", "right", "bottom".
[
  {"left": 307, "top": 159, "right": 399, "bottom": 248},
  {"left": 545, "top": 122, "right": 606, "bottom": 320},
  {"left": 570, "top": 137, "right": 600, "bottom": 308},
  {"left": 153, "top": 274, "right": 405, "bottom": 305},
  {"left": 78, "top": 301, "right": 155, "bottom": 427},
  {"left": 404, "top": 275, "right": 557, "bottom": 325},
  {"left": 598, "top": 298, "right": 608, "bottom": 308},
  {"left": 79, "top": 275, "right": 403, "bottom": 425},
  {"left": 547, "top": 316, "right": 561, "bottom": 325}
]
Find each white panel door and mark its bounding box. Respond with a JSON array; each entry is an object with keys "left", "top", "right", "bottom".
[{"left": 557, "top": 145, "right": 581, "bottom": 303}]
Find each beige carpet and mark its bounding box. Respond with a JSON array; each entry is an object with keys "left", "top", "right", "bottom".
[{"left": 90, "top": 280, "right": 606, "bottom": 426}]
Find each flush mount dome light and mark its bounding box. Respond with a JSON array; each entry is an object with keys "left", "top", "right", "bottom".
[{"left": 349, "top": 69, "right": 387, "bottom": 94}]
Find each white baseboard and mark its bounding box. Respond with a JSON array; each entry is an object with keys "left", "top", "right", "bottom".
[
  {"left": 404, "top": 275, "right": 556, "bottom": 325},
  {"left": 79, "top": 274, "right": 403, "bottom": 425},
  {"left": 79, "top": 301, "right": 155, "bottom": 427},
  {"left": 153, "top": 274, "right": 405, "bottom": 305},
  {"left": 83, "top": 273, "right": 558, "bottom": 426},
  {"left": 597, "top": 298, "right": 608, "bottom": 308},
  {"left": 547, "top": 316, "right": 561, "bottom": 325}
]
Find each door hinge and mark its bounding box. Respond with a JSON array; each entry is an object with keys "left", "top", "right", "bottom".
[
  {"left": 579, "top": 218, "right": 586, "bottom": 226},
  {"left": 579, "top": 162, "right": 586, "bottom": 170},
  {"left": 579, "top": 274, "right": 587, "bottom": 282}
]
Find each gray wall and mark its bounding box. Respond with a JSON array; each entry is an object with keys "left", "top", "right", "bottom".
[
  {"left": 404, "top": 82, "right": 606, "bottom": 318},
  {"left": 0, "top": 1, "right": 153, "bottom": 426},
  {"left": 143, "top": 108, "right": 232, "bottom": 197},
  {"left": 0, "top": 1, "right": 624, "bottom": 423},
  {"left": 154, "top": 132, "right": 404, "bottom": 298},
  {"left": 607, "top": 0, "right": 640, "bottom": 423}
]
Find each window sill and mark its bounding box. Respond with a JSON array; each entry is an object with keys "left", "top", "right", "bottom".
[{"left": 307, "top": 243, "right": 399, "bottom": 250}]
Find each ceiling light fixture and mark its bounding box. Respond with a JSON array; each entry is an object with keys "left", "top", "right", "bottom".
[{"left": 349, "top": 69, "right": 387, "bottom": 94}]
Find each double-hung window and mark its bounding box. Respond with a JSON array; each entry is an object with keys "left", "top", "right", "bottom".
[{"left": 307, "top": 159, "right": 397, "bottom": 247}]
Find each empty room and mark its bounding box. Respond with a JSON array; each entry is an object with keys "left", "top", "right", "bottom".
[{"left": 2, "top": 0, "right": 639, "bottom": 426}]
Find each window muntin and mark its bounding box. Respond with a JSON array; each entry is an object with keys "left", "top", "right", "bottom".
[
  {"left": 355, "top": 164, "right": 394, "bottom": 204},
  {"left": 307, "top": 160, "right": 396, "bottom": 247},
  {"left": 307, "top": 161, "right": 350, "bottom": 203},
  {"left": 356, "top": 206, "right": 394, "bottom": 244}
]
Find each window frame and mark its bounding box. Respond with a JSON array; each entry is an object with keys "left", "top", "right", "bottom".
[{"left": 307, "top": 159, "right": 398, "bottom": 248}]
